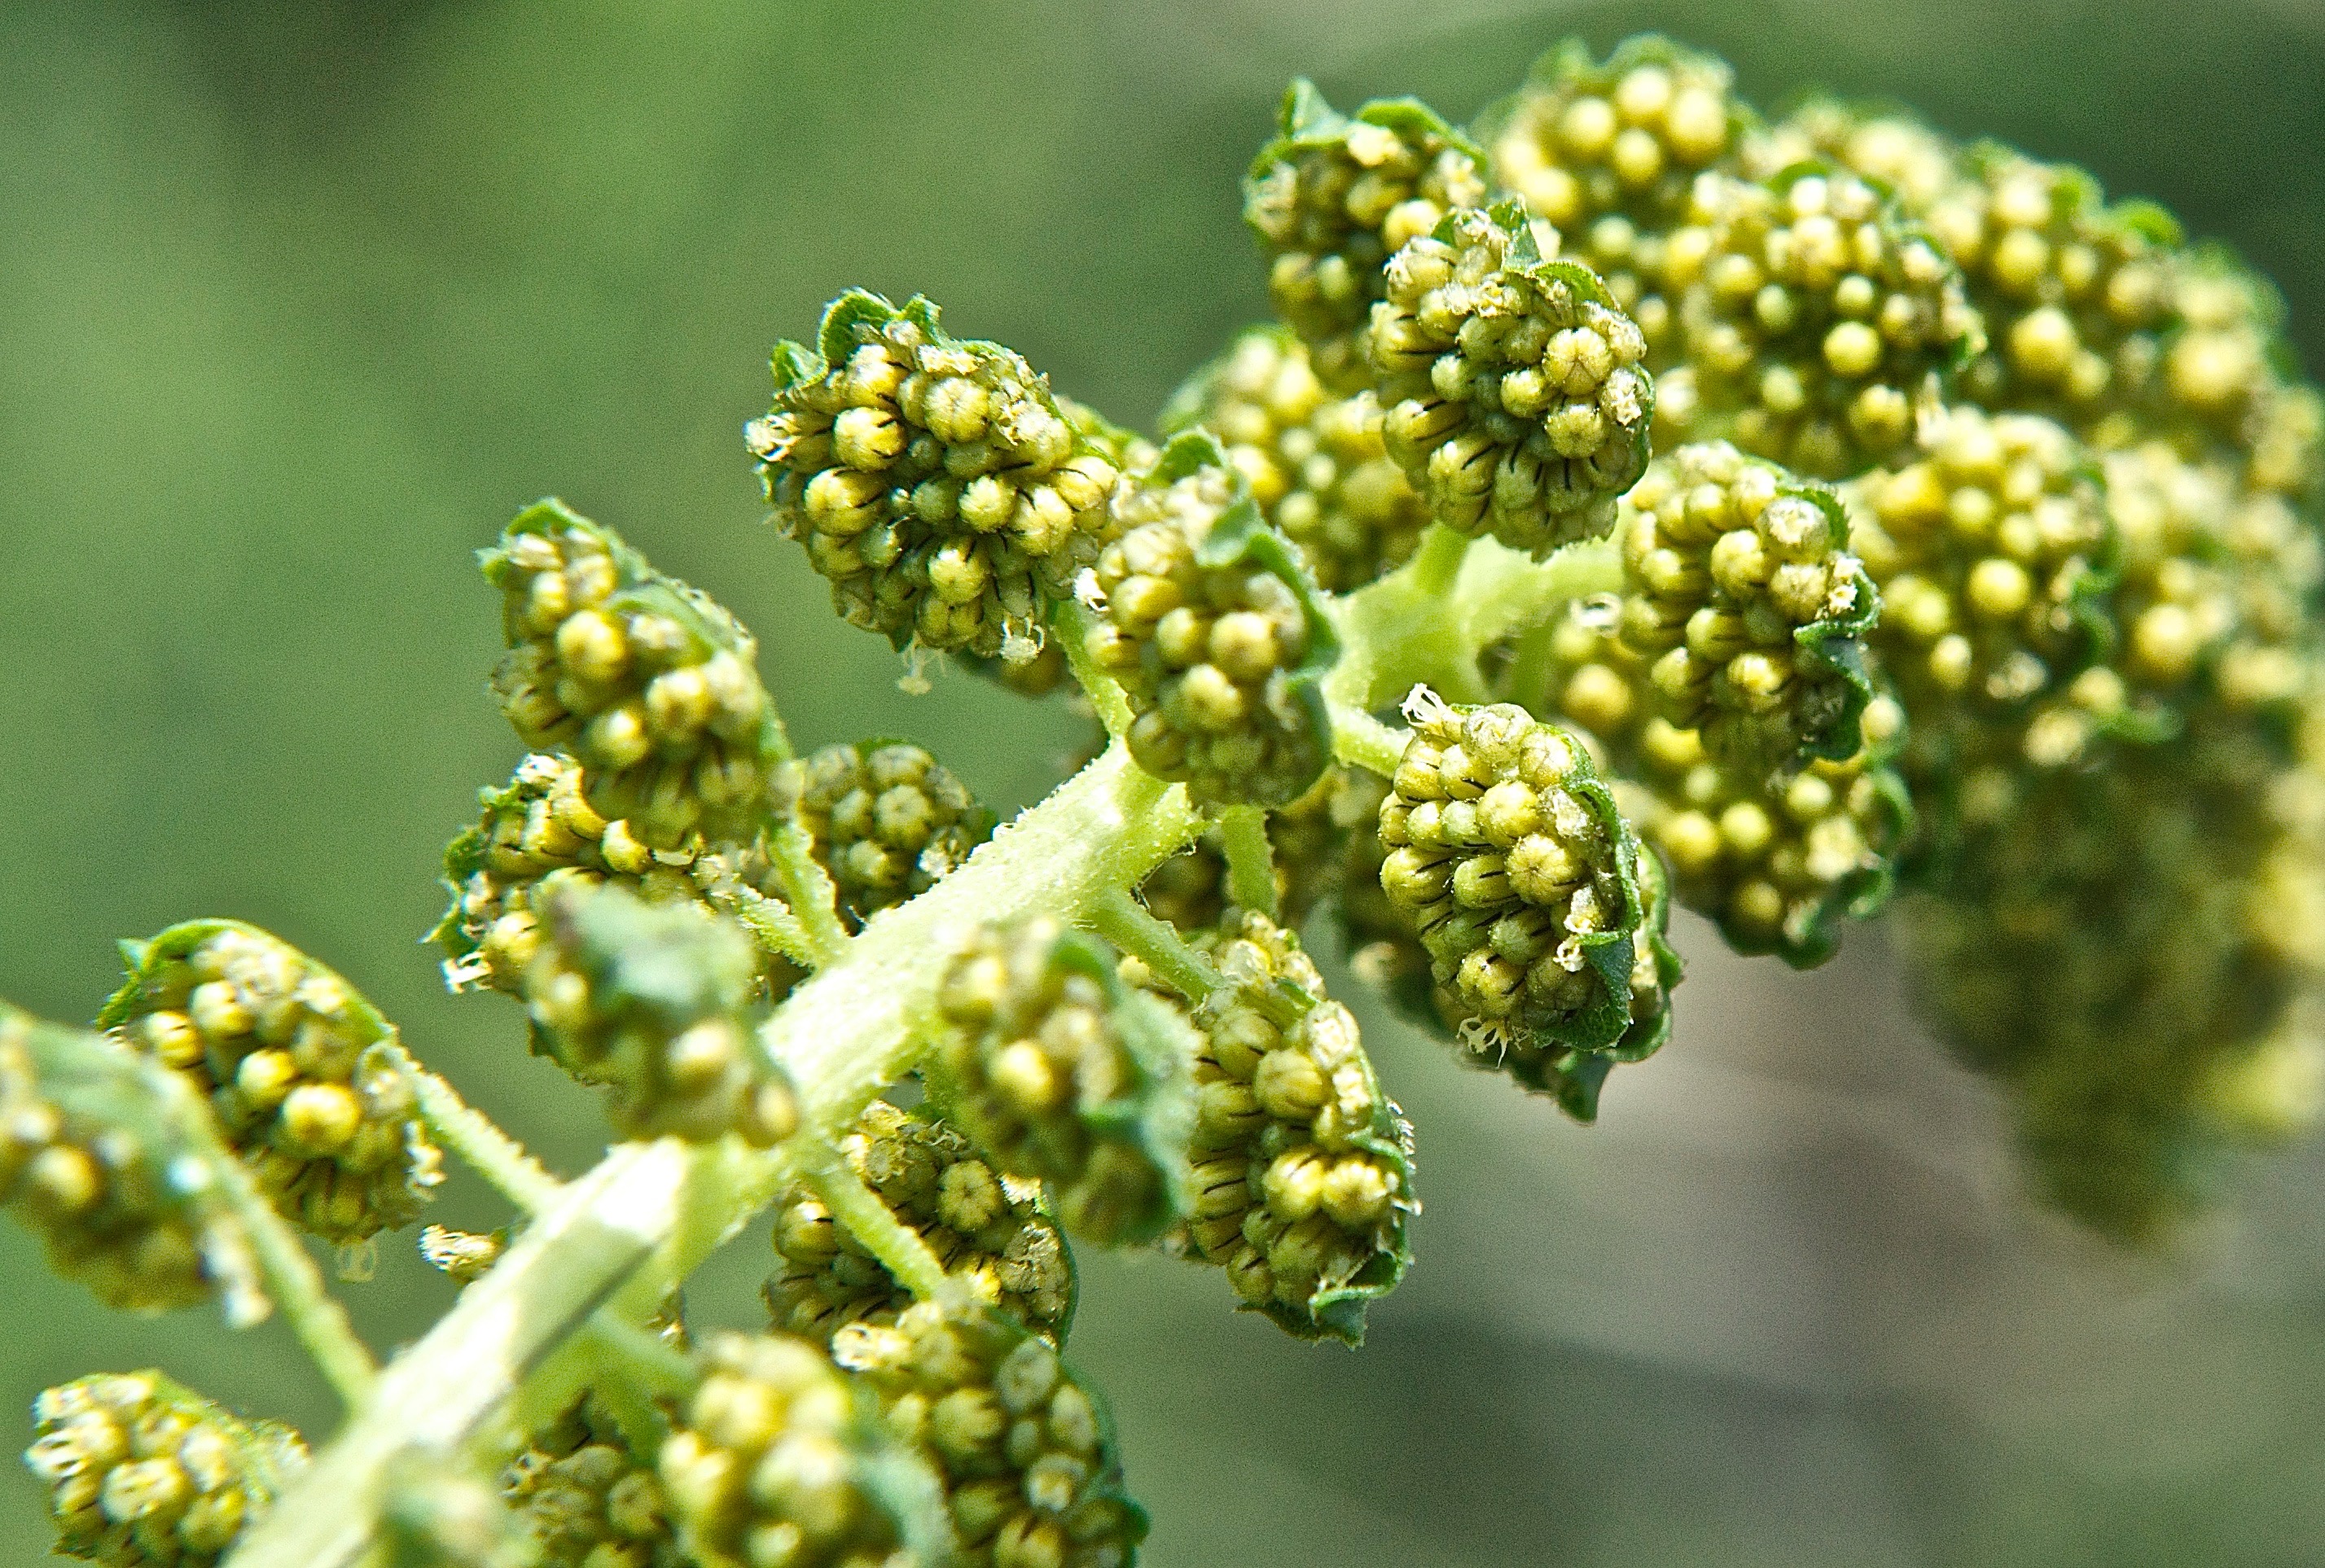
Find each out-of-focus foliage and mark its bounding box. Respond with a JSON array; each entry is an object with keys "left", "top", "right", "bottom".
[{"left": 6, "top": 1, "right": 2325, "bottom": 1563}]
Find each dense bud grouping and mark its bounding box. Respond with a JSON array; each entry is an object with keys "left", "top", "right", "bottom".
[
  {"left": 1084, "top": 437, "right": 1336, "bottom": 806},
  {"left": 1371, "top": 203, "right": 1655, "bottom": 552},
  {"left": 100, "top": 924, "right": 441, "bottom": 1246},
  {"left": 1476, "top": 37, "right": 1746, "bottom": 364},
  {"left": 776, "top": 742, "right": 994, "bottom": 928},
  {"left": 26, "top": 1372, "right": 305, "bottom": 1567},
  {"left": 523, "top": 881, "right": 799, "bottom": 1146},
  {"left": 755, "top": 292, "right": 1122, "bottom": 666},
  {"left": 832, "top": 1301, "right": 1143, "bottom": 1568},
  {"left": 660, "top": 1332, "right": 943, "bottom": 1568},
  {"left": 1678, "top": 166, "right": 1977, "bottom": 476},
  {"left": 1378, "top": 697, "right": 1676, "bottom": 1093},
  {"left": 932, "top": 919, "right": 1193, "bottom": 1247},
  {"left": 1160, "top": 912, "right": 1414, "bottom": 1342},
  {"left": 767, "top": 1100, "right": 1072, "bottom": 1346},
  {"left": 485, "top": 503, "right": 779, "bottom": 852},
  {"left": 1160, "top": 326, "right": 1432, "bottom": 591},
  {"left": 502, "top": 1399, "right": 682, "bottom": 1568},
  {"left": 1615, "top": 440, "right": 1875, "bottom": 769},
  {"left": 1244, "top": 85, "right": 1488, "bottom": 392}
]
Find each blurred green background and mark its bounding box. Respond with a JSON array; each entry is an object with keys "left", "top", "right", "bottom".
[{"left": 7, "top": 0, "right": 2325, "bottom": 1561}]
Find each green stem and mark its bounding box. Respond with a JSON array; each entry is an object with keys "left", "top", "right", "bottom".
[
  {"left": 1054, "top": 600, "right": 1134, "bottom": 740},
  {"left": 402, "top": 1052, "right": 563, "bottom": 1214},
  {"left": 768, "top": 822, "right": 852, "bottom": 965},
  {"left": 798, "top": 1137, "right": 951, "bottom": 1301},
  {"left": 695, "top": 873, "right": 824, "bottom": 971},
  {"left": 1407, "top": 523, "right": 1474, "bottom": 598},
  {"left": 1086, "top": 886, "right": 1222, "bottom": 1002},
  {"left": 1217, "top": 806, "right": 1279, "bottom": 920},
  {"left": 1328, "top": 701, "right": 1410, "bottom": 777},
  {"left": 228, "top": 745, "right": 1204, "bottom": 1568},
  {"left": 210, "top": 1150, "right": 379, "bottom": 1410}
]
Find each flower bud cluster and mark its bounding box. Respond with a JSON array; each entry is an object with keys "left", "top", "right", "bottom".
[
  {"left": 25, "top": 1371, "right": 305, "bottom": 1568},
  {"left": 1160, "top": 326, "right": 1431, "bottom": 591},
  {"left": 1615, "top": 440, "right": 1875, "bottom": 769},
  {"left": 1679, "top": 165, "right": 1976, "bottom": 477},
  {"left": 524, "top": 880, "right": 798, "bottom": 1146},
  {"left": 767, "top": 1100, "right": 1071, "bottom": 1347},
  {"left": 1169, "top": 912, "right": 1415, "bottom": 1343},
  {"left": 1843, "top": 408, "right": 2113, "bottom": 731},
  {"left": 0, "top": 1010, "right": 239, "bottom": 1315},
  {"left": 832, "top": 1300, "right": 1143, "bottom": 1568},
  {"left": 1244, "top": 84, "right": 1488, "bottom": 392},
  {"left": 661, "top": 1331, "right": 942, "bottom": 1568},
  {"left": 1378, "top": 697, "right": 1674, "bottom": 1074},
  {"left": 754, "top": 292, "right": 1122, "bottom": 664},
  {"left": 776, "top": 742, "right": 994, "bottom": 928},
  {"left": 485, "top": 502, "right": 778, "bottom": 852},
  {"left": 933, "top": 918, "right": 1194, "bottom": 1247},
  {"left": 100, "top": 923, "right": 443, "bottom": 1246},
  {"left": 1371, "top": 203, "right": 1654, "bottom": 553},
  {"left": 1476, "top": 37, "right": 1748, "bottom": 361},
  {"left": 502, "top": 1399, "right": 681, "bottom": 1568},
  {"left": 1084, "top": 439, "right": 1336, "bottom": 808}
]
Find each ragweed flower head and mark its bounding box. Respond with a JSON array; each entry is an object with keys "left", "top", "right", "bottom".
[
  {"left": 933, "top": 917, "right": 1196, "bottom": 1247},
  {"left": 503, "top": 1399, "right": 682, "bottom": 1568},
  {"left": 1682, "top": 164, "right": 1978, "bottom": 476},
  {"left": 524, "top": 879, "right": 799, "bottom": 1147},
  {"left": 1244, "top": 81, "right": 1488, "bottom": 391},
  {"left": 1843, "top": 408, "right": 2115, "bottom": 735},
  {"left": 100, "top": 923, "right": 443, "bottom": 1246},
  {"left": 1159, "top": 325, "right": 1431, "bottom": 591},
  {"left": 1615, "top": 441, "right": 1877, "bottom": 770},
  {"left": 1377, "top": 695, "right": 1676, "bottom": 1080},
  {"left": 660, "top": 1331, "right": 954, "bottom": 1568},
  {"left": 1476, "top": 35, "right": 1750, "bottom": 361},
  {"left": 775, "top": 741, "right": 994, "bottom": 930},
  {"left": 1371, "top": 201, "right": 1656, "bottom": 552},
  {"left": 832, "top": 1299, "right": 1144, "bottom": 1568},
  {"left": 25, "top": 1371, "right": 305, "bottom": 1568},
  {"left": 1170, "top": 912, "right": 1415, "bottom": 1344},
  {"left": 484, "top": 501, "right": 780, "bottom": 852},
  {"left": 754, "top": 291, "right": 1123, "bottom": 666},
  {"left": 1083, "top": 433, "right": 1339, "bottom": 808},
  {"left": 767, "top": 1099, "right": 1071, "bottom": 1347}
]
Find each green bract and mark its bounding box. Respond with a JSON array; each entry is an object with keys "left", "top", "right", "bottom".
[
  {"left": 99, "top": 922, "right": 443, "bottom": 1246},
  {"left": 1244, "top": 81, "right": 1488, "bottom": 392},
  {"left": 755, "top": 291, "right": 1123, "bottom": 668},
  {"left": 1371, "top": 201, "right": 1656, "bottom": 553},
  {"left": 1086, "top": 431, "right": 1340, "bottom": 808},
  {"left": 932, "top": 917, "right": 1196, "bottom": 1248}
]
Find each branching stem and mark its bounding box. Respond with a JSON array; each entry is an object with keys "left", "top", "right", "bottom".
[
  {"left": 1217, "top": 805, "right": 1279, "bottom": 918},
  {"left": 209, "top": 1152, "right": 379, "bottom": 1410},
  {"left": 798, "top": 1136, "right": 952, "bottom": 1301},
  {"left": 1086, "top": 886, "right": 1222, "bottom": 1002},
  {"left": 402, "top": 1051, "right": 563, "bottom": 1214}
]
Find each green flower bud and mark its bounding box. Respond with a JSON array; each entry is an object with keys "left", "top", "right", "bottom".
[
  {"left": 1682, "top": 164, "right": 1979, "bottom": 477},
  {"left": 523, "top": 880, "right": 799, "bottom": 1147},
  {"left": 1159, "top": 325, "right": 1431, "bottom": 591},
  {"left": 1371, "top": 202, "right": 1655, "bottom": 553},
  {"left": 1377, "top": 694, "right": 1677, "bottom": 1083},
  {"left": 504, "top": 1399, "right": 682, "bottom": 1568},
  {"left": 777, "top": 741, "right": 996, "bottom": 928},
  {"left": 755, "top": 291, "right": 1124, "bottom": 664},
  {"left": 1845, "top": 408, "right": 2115, "bottom": 734},
  {"left": 661, "top": 1331, "right": 954, "bottom": 1568},
  {"left": 767, "top": 1099, "right": 1072, "bottom": 1347},
  {"left": 99, "top": 922, "right": 444, "bottom": 1246},
  {"left": 434, "top": 752, "right": 805, "bottom": 1002},
  {"left": 933, "top": 918, "right": 1195, "bottom": 1247},
  {"left": 832, "top": 1300, "right": 1144, "bottom": 1568},
  {"left": 1615, "top": 441, "right": 1878, "bottom": 770},
  {"left": 26, "top": 1371, "right": 305, "bottom": 1567},
  {"left": 1085, "top": 433, "right": 1340, "bottom": 807},
  {"left": 1164, "top": 911, "right": 1416, "bottom": 1344},
  {"left": 0, "top": 1008, "right": 264, "bottom": 1317},
  {"left": 483, "top": 501, "right": 781, "bottom": 852},
  {"left": 1244, "top": 81, "right": 1488, "bottom": 392},
  {"left": 1476, "top": 35, "right": 1752, "bottom": 365}
]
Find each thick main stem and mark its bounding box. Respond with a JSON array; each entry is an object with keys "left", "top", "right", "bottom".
[{"left": 227, "top": 744, "right": 1202, "bottom": 1568}]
